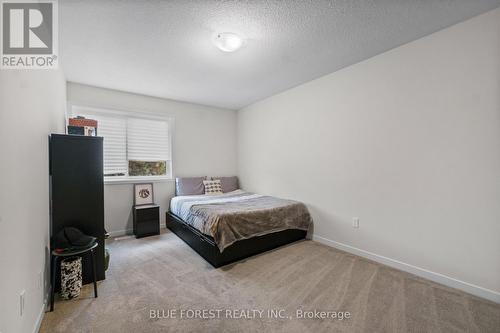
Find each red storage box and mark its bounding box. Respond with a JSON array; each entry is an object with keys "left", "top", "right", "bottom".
[{"left": 69, "top": 117, "right": 98, "bottom": 128}]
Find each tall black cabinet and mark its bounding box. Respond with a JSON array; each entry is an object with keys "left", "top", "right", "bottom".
[{"left": 50, "top": 134, "right": 105, "bottom": 284}]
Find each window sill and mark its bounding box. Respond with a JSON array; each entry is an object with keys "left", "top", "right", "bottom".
[{"left": 104, "top": 176, "right": 174, "bottom": 185}]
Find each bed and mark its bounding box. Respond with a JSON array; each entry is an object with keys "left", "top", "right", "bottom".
[{"left": 166, "top": 190, "right": 312, "bottom": 267}]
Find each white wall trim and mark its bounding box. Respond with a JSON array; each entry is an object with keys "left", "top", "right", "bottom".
[
  {"left": 104, "top": 177, "right": 175, "bottom": 185},
  {"left": 108, "top": 228, "right": 134, "bottom": 237},
  {"left": 107, "top": 224, "right": 167, "bottom": 238},
  {"left": 33, "top": 293, "right": 48, "bottom": 333},
  {"left": 67, "top": 102, "right": 176, "bottom": 123},
  {"left": 313, "top": 234, "right": 500, "bottom": 304}
]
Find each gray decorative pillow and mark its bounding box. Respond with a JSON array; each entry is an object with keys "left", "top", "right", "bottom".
[
  {"left": 211, "top": 176, "right": 239, "bottom": 193},
  {"left": 175, "top": 177, "right": 206, "bottom": 196},
  {"left": 203, "top": 179, "right": 223, "bottom": 195}
]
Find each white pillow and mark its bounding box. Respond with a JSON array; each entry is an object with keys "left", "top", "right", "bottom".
[{"left": 203, "top": 179, "right": 223, "bottom": 195}]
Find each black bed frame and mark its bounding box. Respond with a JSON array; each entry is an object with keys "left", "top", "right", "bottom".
[{"left": 166, "top": 212, "right": 307, "bottom": 268}]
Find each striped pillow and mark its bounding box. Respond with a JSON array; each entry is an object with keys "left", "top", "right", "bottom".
[{"left": 203, "top": 179, "right": 223, "bottom": 195}]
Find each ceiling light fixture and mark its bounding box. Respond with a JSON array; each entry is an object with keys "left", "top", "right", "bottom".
[{"left": 213, "top": 32, "right": 243, "bottom": 52}]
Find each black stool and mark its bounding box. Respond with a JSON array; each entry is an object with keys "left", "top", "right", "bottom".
[{"left": 50, "top": 242, "right": 98, "bottom": 311}]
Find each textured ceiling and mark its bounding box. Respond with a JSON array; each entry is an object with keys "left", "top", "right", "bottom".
[{"left": 60, "top": 0, "right": 500, "bottom": 110}]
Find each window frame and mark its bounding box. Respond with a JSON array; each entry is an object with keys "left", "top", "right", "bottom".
[{"left": 67, "top": 103, "right": 175, "bottom": 184}]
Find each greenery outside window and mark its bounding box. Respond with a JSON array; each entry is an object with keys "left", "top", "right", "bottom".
[{"left": 128, "top": 161, "right": 167, "bottom": 176}]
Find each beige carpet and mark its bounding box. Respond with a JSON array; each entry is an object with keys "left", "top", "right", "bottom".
[{"left": 40, "top": 230, "right": 500, "bottom": 333}]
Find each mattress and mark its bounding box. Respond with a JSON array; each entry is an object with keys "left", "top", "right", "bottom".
[{"left": 169, "top": 190, "right": 311, "bottom": 251}]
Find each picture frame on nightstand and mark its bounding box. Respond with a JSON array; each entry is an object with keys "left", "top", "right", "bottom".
[{"left": 134, "top": 183, "right": 154, "bottom": 206}]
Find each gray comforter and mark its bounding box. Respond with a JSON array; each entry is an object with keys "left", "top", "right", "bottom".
[{"left": 170, "top": 191, "right": 312, "bottom": 252}]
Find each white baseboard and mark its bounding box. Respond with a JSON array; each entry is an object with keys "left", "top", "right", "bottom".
[
  {"left": 33, "top": 293, "right": 48, "bottom": 333},
  {"left": 107, "top": 228, "right": 133, "bottom": 237},
  {"left": 107, "top": 223, "right": 167, "bottom": 238},
  {"left": 312, "top": 234, "right": 500, "bottom": 304}
]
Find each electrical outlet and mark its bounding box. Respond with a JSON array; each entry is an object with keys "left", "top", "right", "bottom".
[
  {"left": 352, "top": 217, "right": 359, "bottom": 228},
  {"left": 19, "top": 290, "right": 25, "bottom": 316}
]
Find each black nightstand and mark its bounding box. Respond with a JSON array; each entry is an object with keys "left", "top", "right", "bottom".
[{"left": 133, "top": 204, "right": 160, "bottom": 238}]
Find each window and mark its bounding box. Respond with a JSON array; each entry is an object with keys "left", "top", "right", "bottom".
[{"left": 69, "top": 106, "right": 173, "bottom": 181}]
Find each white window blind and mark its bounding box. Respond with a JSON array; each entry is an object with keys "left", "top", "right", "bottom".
[
  {"left": 76, "top": 113, "right": 127, "bottom": 176},
  {"left": 127, "top": 118, "right": 170, "bottom": 162},
  {"left": 99, "top": 115, "right": 127, "bottom": 176}
]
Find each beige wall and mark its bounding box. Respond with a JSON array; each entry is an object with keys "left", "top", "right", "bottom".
[
  {"left": 0, "top": 69, "right": 66, "bottom": 333},
  {"left": 67, "top": 83, "right": 238, "bottom": 236},
  {"left": 237, "top": 8, "right": 500, "bottom": 302}
]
